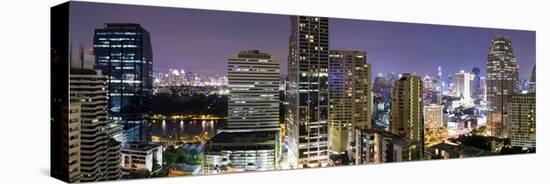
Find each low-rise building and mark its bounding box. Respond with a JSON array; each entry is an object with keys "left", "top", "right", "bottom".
[
  {"left": 354, "top": 129, "right": 423, "bottom": 165},
  {"left": 121, "top": 143, "right": 163, "bottom": 173},
  {"left": 427, "top": 141, "right": 486, "bottom": 159},
  {"left": 203, "top": 130, "right": 280, "bottom": 174}
]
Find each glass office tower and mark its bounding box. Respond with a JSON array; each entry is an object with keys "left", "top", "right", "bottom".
[{"left": 93, "top": 23, "right": 153, "bottom": 143}]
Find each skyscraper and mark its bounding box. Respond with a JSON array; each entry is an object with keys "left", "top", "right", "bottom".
[
  {"left": 328, "top": 50, "right": 372, "bottom": 154},
  {"left": 446, "top": 74, "right": 454, "bottom": 93},
  {"left": 287, "top": 16, "right": 330, "bottom": 168},
  {"left": 422, "top": 75, "right": 432, "bottom": 100},
  {"left": 70, "top": 68, "right": 121, "bottom": 181},
  {"left": 94, "top": 23, "right": 153, "bottom": 143},
  {"left": 507, "top": 94, "right": 536, "bottom": 149},
  {"left": 454, "top": 70, "right": 472, "bottom": 101},
  {"left": 528, "top": 65, "right": 536, "bottom": 93},
  {"left": 471, "top": 67, "right": 481, "bottom": 99},
  {"left": 486, "top": 35, "right": 518, "bottom": 138},
  {"left": 204, "top": 50, "right": 281, "bottom": 173},
  {"left": 390, "top": 74, "right": 423, "bottom": 160},
  {"left": 75, "top": 45, "right": 96, "bottom": 70},
  {"left": 226, "top": 50, "right": 280, "bottom": 131},
  {"left": 480, "top": 76, "right": 487, "bottom": 101}
]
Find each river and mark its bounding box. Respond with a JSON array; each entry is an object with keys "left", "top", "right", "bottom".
[{"left": 151, "top": 119, "right": 227, "bottom": 142}]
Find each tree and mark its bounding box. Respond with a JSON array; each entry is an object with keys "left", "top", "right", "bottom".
[
  {"left": 459, "top": 135, "right": 491, "bottom": 151},
  {"left": 470, "top": 126, "right": 488, "bottom": 136},
  {"left": 194, "top": 154, "right": 205, "bottom": 165},
  {"left": 164, "top": 152, "right": 177, "bottom": 166}
]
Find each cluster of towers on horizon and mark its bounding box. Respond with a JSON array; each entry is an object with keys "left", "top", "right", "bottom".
[
  {"left": 205, "top": 16, "right": 536, "bottom": 171},
  {"left": 54, "top": 15, "right": 536, "bottom": 182}
]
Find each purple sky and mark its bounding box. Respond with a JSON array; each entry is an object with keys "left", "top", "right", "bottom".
[{"left": 69, "top": 2, "right": 535, "bottom": 79}]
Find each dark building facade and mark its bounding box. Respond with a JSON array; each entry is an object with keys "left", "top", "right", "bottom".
[
  {"left": 93, "top": 23, "right": 153, "bottom": 143},
  {"left": 51, "top": 3, "right": 77, "bottom": 183},
  {"left": 471, "top": 67, "right": 481, "bottom": 99},
  {"left": 529, "top": 65, "right": 536, "bottom": 93}
]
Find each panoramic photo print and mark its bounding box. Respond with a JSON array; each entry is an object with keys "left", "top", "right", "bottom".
[{"left": 51, "top": 1, "right": 536, "bottom": 183}]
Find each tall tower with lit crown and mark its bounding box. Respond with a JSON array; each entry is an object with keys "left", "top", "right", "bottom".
[{"left": 486, "top": 35, "right": 518, "bottom": 138}]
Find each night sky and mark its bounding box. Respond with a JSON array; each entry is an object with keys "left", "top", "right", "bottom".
[{"left": 69, "top": 2, "right": 535, "bottom": 79}]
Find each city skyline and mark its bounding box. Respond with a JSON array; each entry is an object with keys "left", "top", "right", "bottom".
[
  {"left": 52, "top": 1, "right": 537, "bottom": 182},
  {"left": 69, "top": 2, "right": 535, "bottom": 79}
]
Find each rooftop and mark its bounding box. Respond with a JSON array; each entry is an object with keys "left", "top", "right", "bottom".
[
  {"left": 208, "top": 130, "right": 278, "bottom": 145},
  {"left": 357, "top": 128, "right": 419, "bottom": 146},
  {"left": 236, "top": 50, "right": 272, "bottom": 59},
  {"left": 104, "top": 23, "right": 143, "bottom": 29},
  {"left": 428, "top": 141, "right": 487, "bottom": 157},
  {"left": 122, "top": 142, "right": 162, "bottom": 152}
]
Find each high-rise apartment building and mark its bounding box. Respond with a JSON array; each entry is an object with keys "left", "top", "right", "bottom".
[
  {"left": 328, "top": 50, "right": 371, "bottom": 154},
  {"left": 70, "top": 69, "right": 121, "bottom": 181},
  {"left": 486, "top": 35, "right": 518, "bottom": 138},
  {"left": 507, "top": 93, "right": 536, "bottom": 149},
  {"left": 390, "top": 74, "right": 423, "bottom": 160},
  {"left": 94, "top": 23, "right": 153, "bottom": 143},
  {"left": 64, "top": 102, "right": 82, "bottom": 183},
  {"left": 287, "top": 16, "right": 330, "bottom": 168}
]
